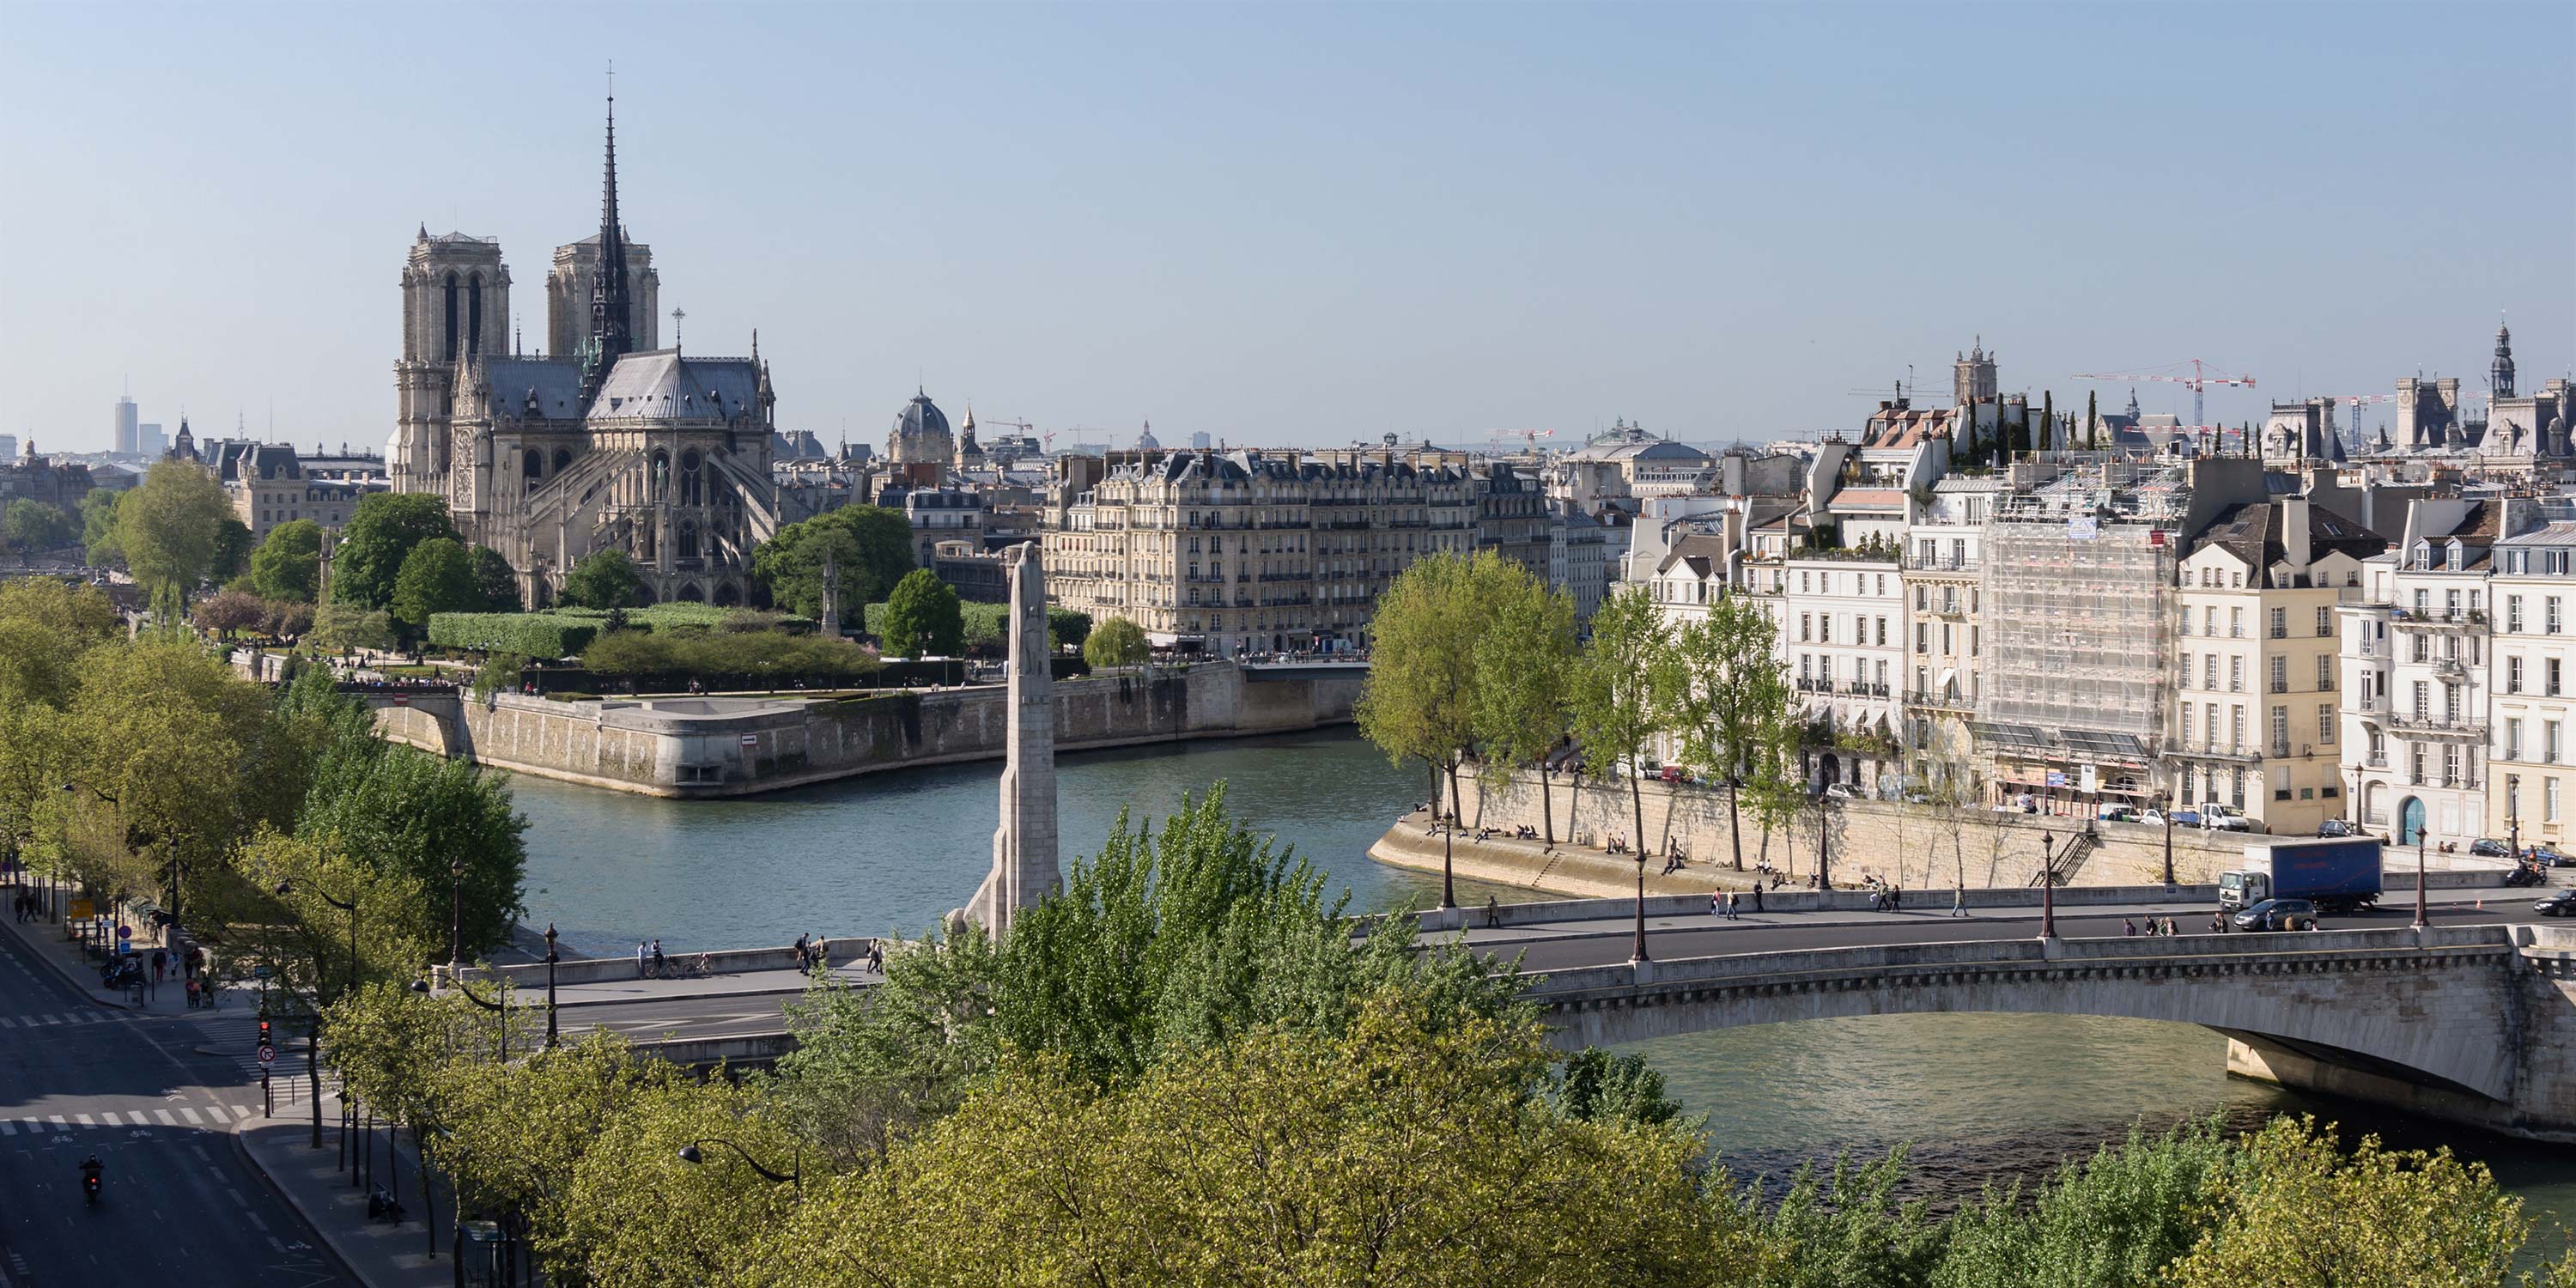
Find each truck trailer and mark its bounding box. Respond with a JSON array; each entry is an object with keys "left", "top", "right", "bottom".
[{"left": 2219, "top": 837, "right": 2384, "bottom": 914}]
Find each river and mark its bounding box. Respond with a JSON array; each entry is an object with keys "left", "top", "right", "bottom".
[{"left": 507, "top": 726, "right": 2573, "bottom": 1254}]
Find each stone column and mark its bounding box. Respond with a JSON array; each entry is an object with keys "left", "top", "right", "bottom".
[
  {"left": 966, "top": 544, "right": 1058, "bottom": 936},
  {"left": 820, "top": 545, "right": 841, "bottom": 639}
]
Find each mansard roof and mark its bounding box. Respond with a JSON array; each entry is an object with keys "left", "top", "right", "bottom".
[
  {"left": 483, "top": 357, "right": 586, "bottom": 421},
  {"left": 588, "top": 350, "right": 762, "bottom": 422}
]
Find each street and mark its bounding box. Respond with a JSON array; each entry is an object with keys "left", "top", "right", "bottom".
[{"left": 0, "top": 920, "right": 351, "bottom": 1288}]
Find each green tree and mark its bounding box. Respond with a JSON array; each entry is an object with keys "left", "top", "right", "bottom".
[
  {"left": 2085, "top": 389, "right": 2100, "bottom": 451},
  {"left": 750, "top": 505, "right": 914, "bottom": 617},
  {"left": 191, "top": 586, "right": 267, "bottom": 639},
  {"left": 301, "top": 743, "right": 529, "bottom": 962},
  {"left": 1930, "top": 1117, "right": 2238, "bottom": 1288},
  {"left": 468, "top": 545, "right": 521, "bottom": 611},
  {"left": 215, "top": 826, "right": 434, "bottom": 1005},
  {"left": 1472, "top": 571, "right": 1577, "bottom": 845},
  {"left": 389, "top": 537, "right": 478, "bottom": 637},
  {"left": 1664, "top": 590, "right": 1800, "bottom": 872},
  {"left": 559, "top": 548, "right": 645, "bottom": 610},
  {"left": 1083, "top": 615, "right": 1150, "bottom": 669},
  {"left": 114, "top": 459, "right": 234, "bottom": 600},
  {"left": 309, "top": 603, "right": 398, "bottom": 654},
  {"left": 879, "top": 568, "right": 963, "bottom": 658},
  {"left": 3, "top": 499, "right": 79, "bottom": 555},
  {"left": 79, "top": 487, "right": 124, "bottom": 567},
  {"left": 1357, "top": 550, "right": 1516, "bottom": 906},
  {"left": 1568, "top": 583, "right": 1670, "bottom": 957},
  {"left": 331, "top": 493, "right": 460, "bottom": 609},
  {"left": 248, "top": 518, "right": 323, "bottom": 602},
  {"left": 1046, "top": 606, "right": 1092, "bottom": 653},
  {"left": 209, "top": 516, "right": 253, "bottom": 583}
]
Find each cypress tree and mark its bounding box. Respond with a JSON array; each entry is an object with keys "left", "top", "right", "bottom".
[
  {"left": 2086, "top": 390, "right": 2099, "bottom": 449},
  {"left": 2041, "top": 391, "right": 2055, "bottom": 453}
]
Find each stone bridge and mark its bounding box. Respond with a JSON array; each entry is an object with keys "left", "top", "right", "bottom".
[{"left": 1530, "top": 924, "right": 2576, "bottom": 1142}]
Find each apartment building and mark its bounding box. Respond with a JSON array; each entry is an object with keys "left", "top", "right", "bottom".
[
  {"left": 2338, "top": 499, "right": 2500, "bottom": 847},
  {"left": 2484, "top": 514, "right": 2576, "bottom": 849},
  {"left": 1784, "top": 551, "right": 1905, "bottom": 787},
  {"left": 1042, "top": 449, "right": 1472, "bottom": 656},
  {"left": 1903, "top": 477, "right": 1997, "bottom": 776},
  {"left": 2166, "top": 498, "right": 2384, "bottom": 834}
]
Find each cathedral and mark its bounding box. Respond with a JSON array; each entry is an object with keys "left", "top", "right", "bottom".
[{"left": 390, "top": 100, "right": 781, "bottom": 608}]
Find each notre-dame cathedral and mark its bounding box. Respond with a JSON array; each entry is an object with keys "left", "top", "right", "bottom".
[{"left": 390, "top": 99, "right": 781, "bottom": 608}]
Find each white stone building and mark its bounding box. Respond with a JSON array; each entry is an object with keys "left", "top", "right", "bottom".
[
  {"left": 2484, "top": 512, "right": 2576, "bottom": 850},
  {"left": 2338, "top": 499, "right": 2500, "bottom": 848}
]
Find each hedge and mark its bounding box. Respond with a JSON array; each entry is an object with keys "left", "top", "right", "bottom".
[
  {"left": 860, "top": 601, "right": 1091, "bottom": 655},
  {"left": 426, "top": 613, "right": 601, "bottom": 659}
]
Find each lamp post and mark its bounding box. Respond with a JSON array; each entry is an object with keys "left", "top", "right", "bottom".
[
  {"left": 2038, "top": 833, "right": 2057, "bottom": 940},
  {"left": 412, "top": 975, "right": 512, "bottom": 1061},
  {"left": 277, "top": 878, "right": 361, "bottom": 1003},
  {"left": 2159, "top": 793, "right": 2177, "bottom": 889},
  {"left": 2414, "top": 832, "right": 2428, "bottom": 933},
  {"left": 677, "top": 1138, "right": 800, "bottom": 1200},
  {"left": 448, "top": 856, "right": 466, "bottom": 979},
  {"left": 543, "top": 924, "right": 561, "bottom": 1050}
]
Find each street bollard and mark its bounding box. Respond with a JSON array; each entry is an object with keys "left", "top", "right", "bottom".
[{"left": 263, "top": 1067, "right": 272, "bottom": 1118}]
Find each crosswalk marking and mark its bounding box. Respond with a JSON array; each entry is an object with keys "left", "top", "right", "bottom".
[
  {"left": 47, "top": 1115, "right": 65, "bottom": 1129},
  {"left": 179, "top": 1108, "right": 203, "bottom": 1124},
  {"left": 97, "top": 1111, "right": 121, "bottom": 1127},
  {"left": 73, "top": 1114, "right": 94, "bottom": 1127},
  {"left": 155, "top": 1109, "right": 177, "bottom": 1126},
  {"left": 0, "top": 1119, "right": 14, "bottom": 1135}
]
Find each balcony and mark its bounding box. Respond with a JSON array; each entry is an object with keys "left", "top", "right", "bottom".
[
  {"left": 1902, "top": 553, "right": 1980, "bottom": 573},
  {"left": 2172, "top": 741, "right": 2263, "bottom": 763},
  {"left": 2384, "top": 713, "right": 2487, "bottom": 738},
  {"left": 1905, "top": 688, "right": 1975, "bottom": 711}
]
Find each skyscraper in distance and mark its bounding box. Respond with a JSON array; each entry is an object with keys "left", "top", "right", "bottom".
[{"left": 113, "top": 394, "right": 138, "bottom": 454}]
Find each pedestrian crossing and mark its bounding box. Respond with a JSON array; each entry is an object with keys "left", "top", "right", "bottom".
[
  {"left": 0, "top": 1103, "right": 260, "bottom": 1134},
  {"left": 0, "top": 1009, "right": 117, "bottom": 1029}
]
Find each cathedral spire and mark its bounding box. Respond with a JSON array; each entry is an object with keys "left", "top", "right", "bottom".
[{"left": 581, "top": 91, "right": 636, "bottom": 402}]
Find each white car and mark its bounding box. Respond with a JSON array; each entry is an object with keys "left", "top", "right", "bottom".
[{"left": 2200, "top": 805, "right": 2255, "bottom": 831}]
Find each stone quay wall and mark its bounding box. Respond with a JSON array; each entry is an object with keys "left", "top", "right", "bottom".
[
  {"left": 373, "top": 662, "right": 1365, "bottom": 798},
  {"left": 1409, "top": 765, "right": 2511, "bottom": 895}
]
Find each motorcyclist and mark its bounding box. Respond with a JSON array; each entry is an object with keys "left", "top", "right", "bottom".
[{"left": 80, "top": 1153, "right": 102, "bottom": 1204}]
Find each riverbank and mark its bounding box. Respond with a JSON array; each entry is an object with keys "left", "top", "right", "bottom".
[{"left": 368, "top": 660, "right": 1367, "bottom": 798}]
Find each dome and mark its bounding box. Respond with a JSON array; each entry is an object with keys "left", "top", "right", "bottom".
[
  {"left": 1135, "top": 418, "right": 1160, "bottom": 452},
  {"left": 888, "top": 390, "right": 955, "bottom": 465}
]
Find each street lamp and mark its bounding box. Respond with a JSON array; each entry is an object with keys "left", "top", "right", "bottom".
[
  {"left": 2414, "top": 831, "right": 2428, "bottom": 933},
  {"left": 448, "top": 856, "right": 467, "bottom": 976},
  {"left": 2158, "top": 793, "right": 2176, "bottom": 889},
  {"left": 2038, "top": 833, "right": 2057, "bottom": 940},
  {"left": 411, "top": 975, "right": 513, "bottom": 1060},
  {"left": 677, "top": 1138, "right": 800, "bottom": 1200},
  {"left": 543, "top": 924, "right": 560, "bottom": 1050},
  {"left": 276, "top": 878, "right": 361, "bottom": 1002}
]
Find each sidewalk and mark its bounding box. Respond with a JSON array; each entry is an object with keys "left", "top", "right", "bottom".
[
  {"left": 0, "top": 897, "right": 257, "bottom": 1017},
  {"left": 545, "top": 957, "right": 879, "bottom": 1008},
  {"left": 239, "top": 1111, "right": 454, "bottom": 1288}
]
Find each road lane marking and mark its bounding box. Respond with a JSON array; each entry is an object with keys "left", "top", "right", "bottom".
[
  {"left": 0, "top": 1120, "right": 13, "bottom": 1135},
  {"left": 179, "top": 1108, "right": 203, "bottom": 1124},
  {"left": 74, "top": 1114, "right": 94, "bottom": 1127},
  {"left": 96, "top": 1111, "right": 121, "bottom": 1127},
  {"left": 245, "top": 1211, "right": 268, "bottom": 1232},
  {"left": 155, "top": 1109, "right": 176, "bottom": 1125}
]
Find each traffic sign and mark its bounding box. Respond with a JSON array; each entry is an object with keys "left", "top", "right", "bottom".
[
  {"left": 739, "top": 734, "right": 758, "bottom": 747},
  {"left": 258, "top": 1045, "right": 276, "bottom": 1065},
  {"left": 116, "top": 924, "right": 130, "bottom": 940}
]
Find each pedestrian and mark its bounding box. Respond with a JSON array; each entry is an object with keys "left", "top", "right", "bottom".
[
  {"left": 1952, "top": 886, "right": 1967, "bottom": 918},
  {"left": 1751, "top": 884, "right": 1764, "bottom": 914},
  {"left": 636, "top": 939, "right": 649, "bottom": 979},
  {"left": 184, "top": 975, "right": 200, "bottom": 1010},
  {"left": 2122, "top": 916, "right": 2139, "bottom": 937},
  {"left": 793, "top": 933, "right": 811, "bottom": 969},
  {"left": 814, "top": 936, "right": 829, "bottom": 969},
  {"left": 866, "top": 940, "right": 884, "bottom": 974},
  {"left": 151, "top": 948, "right": 167, "bottom": 982},
  {"left": 1484, "top": 896, "right": 1501, "bottom": 930},
  {"left": 651, "top": 939, "right": 665, "bottom": 973},
  {"left": 1711, "top": 893, "right": 1725, "bottom": 918},
  {"left": 2162, "top": 916, "right": 2178, "bottom": 937}
]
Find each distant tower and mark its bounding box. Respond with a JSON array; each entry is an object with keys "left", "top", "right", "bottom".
[
  {"left": 579, "top": 94, "right": 637, "bottom": 403},
  {"left": 396, "top": 225, "right": 510, "bottom": 495},
  {"left": 2492, "top": 319, "right": 2516, "bottom": 400},
  {"left": 113, "top": 394, "right": 139, "bottom": 455},
  {"left": 1953, "top": 337, "right": 1998, "bottom": 405}
]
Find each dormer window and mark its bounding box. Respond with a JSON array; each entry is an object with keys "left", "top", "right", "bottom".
[
  {"left": 2413, "top": 540, "right": 2430, "bottom": 568},
  {"left": 2446, "top": 540, "right": 2464, "bottom": 571}
]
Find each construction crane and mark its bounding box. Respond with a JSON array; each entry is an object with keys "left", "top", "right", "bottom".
[
  {"left": 1484, "top": 428, "right": 1556, "bottom": 448},
  {"left": 2073, "top": 360, "right": 2257, "bottom": 430}
]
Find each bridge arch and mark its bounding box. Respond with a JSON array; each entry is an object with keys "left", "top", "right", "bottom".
[{"left": 1535, "top": 932, "right": 2520, "bottom": 1103}]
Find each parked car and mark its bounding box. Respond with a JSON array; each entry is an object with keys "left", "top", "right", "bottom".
[
  {"left": 1823, "top": 783, "right": 1860, "bottom": 801},
  {"left": 2231, "top": 897, "right": 2318, "bottom": 933},
  {"left": 2525, "top": 847, "right": 2576, "bottom": 869},
  {"left": 2201, "top": 804, "right": 2255, "bottom": 832},
  {"left": 2535, "top": 890, "right": 2576, "bottom": 918},
  {"left": 2470, "top": 838, "right": 2513, "bottom": 858},
  {"left": 2149, "top": 808, "right": 2203, "bottom": 829},
  {"left": 2316, "top": 818, "right": 2356, "bottom": 838},
  {"left": 2098, "top": 806, "right": 2142, "bottom": 823}
]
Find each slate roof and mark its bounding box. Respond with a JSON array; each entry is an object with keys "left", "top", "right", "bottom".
[
  {"left": 2187, "top": 500, "right": 2389, "bottom": 568},
  {"left": 1656, "top": 532, "right": 1732, "bottom": 578},
  {"left": 588, "top": 350, "right": 762, "bottom": 422},
  {"left": 483, "top": 357, "right": 586, "bottom": 422},
  {"left": 2497, "top": 520, "right": 2576, "bottom": 547}
]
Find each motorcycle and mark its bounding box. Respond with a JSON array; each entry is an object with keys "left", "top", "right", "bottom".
[
  {"left": 2504, "top": 864, "right": 2546, "bottom": 889},
  {"left": 80, "top": 1157, "right": 101, "bottom": 1207}
]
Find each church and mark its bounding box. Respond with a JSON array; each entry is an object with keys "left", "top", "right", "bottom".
[{"left": 389, "top": 100, "right": 781, "bottom": 608}]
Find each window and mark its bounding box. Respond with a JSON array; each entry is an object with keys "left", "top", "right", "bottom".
[
  {"left": 2180, "top": 611, "right": 2194, "bottom": 636},
  {"left": 2317, "top": 655, "right": 2334, "bottom": 690},
  {"left": 2269, "top": 607, "right": 2287, "bottom": 639},
  {"left": 2507, "top": 719, "right": 2524, "bottom": 761},
  {"left": 2270, "top": 706, "right": 2288, "bottom": 755},
  {"left": 2316, "top": 605, "right": 2332, "bottom": 636},
  {"left": 1800, "top": 655, "right": 1812, "bottom": 681},
  {"left": 1970, "top": 626, "right": 1980, "bottom": 656},
  {"left": 2181, "top": 706, "right": 2196, "bottom": 743},
  {"left": 2205, "top": 655, "right": 2218, "bottom": 690},
  {"left": 1875, "top": 617, "right": 1888, "bottom": 647},
  {"left": 2180, "top": 653, "right": 2195, "bottom": 688},
  {"left": 1820, "top": 617, "right": 1832, "bottom": 643},
  {"left": 2550, "top": 721, "right": 2563, "bottom": 766},
  {"left": 2367, "top": 729, "right": 2384, "bottom": 763},
  {"left": 1914, "top": 585, "right": 1926, "bottom": 611},
  {"left": 1799, "top": 613, "right": 1811, "bottom": 642},
  {"left": 2202, "top": 606, "right": 2217, "bottom": 636},
  {"left": 2412, "top": 680, "right": 2430, "bottom": 720},
  {"left": 2552, "top": 778, "right": 2563, "bottom": 824},
  {"left": 2551, "top": 598, "right": 2564, "bottom": 635},
  {"left": 1914, "top": 622, "right": 1927, "bottom": 653},
  {"left": 2229, "top": 657, "right": 2244, "bottom": 692},
  {"left": 2552, "top": 659, "right": 2564, "bottom": 697},
  {"left": 2509, "top": 656, "right": 2524, "bottom": 693},
  {"left": 2509, "top": 595, "right": 2524, "bottom": 633},
  {"left": 2443, "top": 744, "right": 2461, "bottom": 788},
  {"left": 2446, "top": 588, "right": 2463, "bottom": 619},
  {"left": 2318, "top": 703, "right": 2335, "bottom": 744},
  {"left": 2414, "top": 588, "right": 2429, "bottom": 616},
  {"left": 2230, "top": 706, "right": 2246, "bottom": 750},
  {"left": 2269, "top": 657, "right": 2287, "bottom": 693},
  {"left": 2206, "top": 702, "right": 2220, "bottom": 750},
  {"left": 2230, "top": 608, "right": 2245, "bottom": 638},
  {"left": 2410, "top": 744, "right": 2427, "bottom": 785},
  {"left": 2412, "top": 633, "right": 2429, "bottom": 664}
]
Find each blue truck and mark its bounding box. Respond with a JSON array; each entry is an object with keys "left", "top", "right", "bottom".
[{"left": 2219, "top": 837, "right": 2384, "bottom": 914}]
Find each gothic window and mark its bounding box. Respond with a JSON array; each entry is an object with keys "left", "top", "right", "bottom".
[
  {"left": 468, "top": 272, "right": 484, "bottom": 356},
  {"left": 680, "top": 450, "right": 704, "bottom": 507},
  {"left": 553, "top": 449, "right": 572, "bottom": 474},
  {"left": 678, "top": 523, "right": 699, "bottom": 559},
  {"left": 522, "top": 449, "right": 543, "bottom": 490},
  {"left": 442, "top": 272, "right": 460, "bottom": 361}
]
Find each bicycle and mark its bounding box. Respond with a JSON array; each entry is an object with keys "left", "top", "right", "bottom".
[{"left": 646, "top": 956, "right": 714, "bottom": 981}]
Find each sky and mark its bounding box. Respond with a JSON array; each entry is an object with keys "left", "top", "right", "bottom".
[{"left": 1, "top": 2, "right": 2569, "bottom": 456}]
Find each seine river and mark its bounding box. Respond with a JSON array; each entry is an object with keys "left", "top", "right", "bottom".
[{"left": 509, "top": 726, "right": 2573, "bottom": 1249}]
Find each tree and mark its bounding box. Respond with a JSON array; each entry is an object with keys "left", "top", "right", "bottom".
[
  {"left": 389, "top": 537, "right": 478, "bottom": 637},
  {"left": 750, "top": 506, "right": 914, "bottom": 617},
  {"left": 114, "top": 459, "right": 234, "bottom": 600},
  {"left": 1664, "top": 591, "right": 1800, "bottom": 872},
  {"left": 191, "top": 586, "right": 267, "bottom": 639},
  {"left": 310, "top": 603, "right": 398, "bottom": 654},
  {"left": 247, "top": 519, "right": 323, "bottom": 602},
  {"left": 1084, "top": 615, "right": 1150, "bottom": 669},
  {"left": 3, "top": 499, "right": 78, "bottom": 555},
  {"left": 1568, "top": 583, "right": 1669, "bottom": 960},
  {"left": 1047, "top": 607, "right": 1092, "bottom": 653},
  {"left": 209, "top": 516, "right": 253, "bottom": 583},
  {"left": 559, "top": 548, "right": 645, "bottom": 611},
  {"left": 469, "top": 545, "right": 521, "bottom": 611},
  {"left": 1357, "top": 550, "right": 1516, "bottom": 906},
  {"left": 300, "top": 743, "right": 529, "bottom": 962},
  {"left": 1471, "top": 572, "right": 1576, "bottom": 845},
  {"left": 331, "top": 493, "right": 460, "bottom": 609},
  {"left": 2085, "top": 389, "right": 2100, "bottom": 451},
  {"left": 879, "top": 568, "right": 963, "bottom": 659},
  {"left": 79, "top": 487, "right": 123, "bottom": 567},
  {"left": 216, "top": 826, "right": 433, "bottom": 1005}
]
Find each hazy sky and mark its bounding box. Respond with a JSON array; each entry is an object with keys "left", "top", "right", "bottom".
[{"left": 3, "top": 2, "right": 2568, "bottom": 455}]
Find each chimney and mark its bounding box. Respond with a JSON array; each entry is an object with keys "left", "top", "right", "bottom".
[{"left": 2280, "top": 495, "right": 2312, "bottom": 573}]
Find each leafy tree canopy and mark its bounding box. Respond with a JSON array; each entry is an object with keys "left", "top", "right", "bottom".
[
  {"left": 389, "top": 537, "right": 478, "bottom": 635},
  {"left": 878, "top": 568, "right": 962, "bottom": 659},
  {"left": 469, "top": 544, "right": 521, "bottom": 612},
  {"left": 750, "top": 505, "right": 914, "bottom": 618},
  {"left": 78, "top": 487, "right": 123, "bottom": 567},
  {"left": 559, "top": 548, "right": 645, "bottom": 611},
  {"left": 3, "top": 499, "right": 80, "bottom": 554},
  {"left": 331, "top": 494, "right": 460, "bottom": 610},
  {"left": 248, "top": 519, "right": 323, "bottom": 603},
  {"left": 300, "top": 740, "right": 529, "bottom": 960},
  {"left": 1084, "top": 615, "right": 1150, "bottom": 669},
  {"left": 114, "top": 459, "right": 234, "bottom": 598}
]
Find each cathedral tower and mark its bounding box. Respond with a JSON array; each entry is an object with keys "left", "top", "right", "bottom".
[
  {"left": 548, "top": 239, "right": 659, "bottom": 358},
  {"left": 579, "top": 96, "right": 637, "bottom": 403},
  {"left": 1953, "top": 337, "right": 1997, "bottom": 405},
  {"left": 394, "top": 228, "right": 510, "bottom": 495},
  {"left": 2493, "top": 319, "right": 2516, "bottom": 400}
]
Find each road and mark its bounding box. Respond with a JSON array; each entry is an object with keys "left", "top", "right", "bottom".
[
  {"left": 544, "top": 884, "right": 2573, "bottom": 1048},
  {"left": 0, "top": 923, "right": 350, "bottom": 1288}
]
